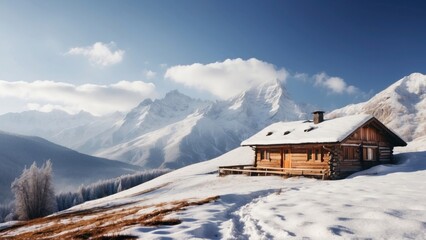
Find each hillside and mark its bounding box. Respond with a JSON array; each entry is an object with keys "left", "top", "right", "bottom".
[
  {"left": 0, "top": 131, "right": 140, "bottom": 204},
  {"left": 328, "top": 72, "right": 426, "bottom": 142},
  {"left": 1, "top": 144, "right": 425, "bottom": 239}
]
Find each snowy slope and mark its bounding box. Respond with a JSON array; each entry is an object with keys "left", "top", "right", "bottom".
[
  {"left": 94, "top": 80, "right": 307, "bottom": 168},
  {"left": 0, "top": 131, "right": 140, "bottom": 204},
  {"left": 1, "top": 144, "right": 425, "bottom": 239},
  {"left": 328, "top": 72, "right": 426, "bottom": 142}
]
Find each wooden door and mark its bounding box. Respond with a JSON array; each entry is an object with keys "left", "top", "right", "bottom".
[{"left": 284, "top": 150, "right": 291, "bottom": 168}]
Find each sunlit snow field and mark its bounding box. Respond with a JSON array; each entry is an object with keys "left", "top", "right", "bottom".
[{"left": 1, "top": 143, "right": 425, "bottom": 239}]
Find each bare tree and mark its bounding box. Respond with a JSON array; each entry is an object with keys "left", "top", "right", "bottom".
[{"left": 11, "top": 160, "right": 57, "bottom": 220}]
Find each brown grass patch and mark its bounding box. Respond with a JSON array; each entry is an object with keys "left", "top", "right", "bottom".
[
  {"left": 0, "top": 196, "right": 220, "bottom": 240},
  {"left": 143, "top": 216, "right": 181, "bottom": 226},
  {"left": 96, "top": 235, "right": 138, "bottom": 240}
]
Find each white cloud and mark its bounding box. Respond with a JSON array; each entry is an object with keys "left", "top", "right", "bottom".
[
  {"left": 144, "top": 70, "right": 157, "bottom": 79},
  {"left": 67, "top": 42, "right": 124, "bottom": 66},
  {"left": 165, "top": 58, "right": 288, "bottom": 99},
  {"left": 0, "top": 80, "right": 156, "bottom": 116},
  {"left": 293, "top": 72, "right": 309, "bottom": 82},
  {"left": 314, "top": 72, "right": 358, "bottom": 94},
  {"left": 27, "top": 103, "right": 71, "bottom": 113}
]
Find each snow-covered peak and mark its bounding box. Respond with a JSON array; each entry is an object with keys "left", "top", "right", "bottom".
[
  {"left": 136, "top": 98, "right": 154, "bottom": 108},
  {"left": 398, "top": 72, "right": 426, "bottom": 95},
  {"left": 228, "top": 80, "right": 282, "bottom": 113},
  {"left": 112, "top": 90, "right": 211, "bottom": 145},
  {"left": 163, "top": 89, "right": 192, "bottom": 101},
  {"left": 328, "top": 72, "right": 426, "bottom": 142},
  {"left": 226, "top": 80, "right": 304, "bottom": 120}
]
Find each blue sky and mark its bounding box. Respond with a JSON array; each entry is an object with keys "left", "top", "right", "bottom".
[{"left": 1, "top": 0, "right": 426, "bottom": 115}]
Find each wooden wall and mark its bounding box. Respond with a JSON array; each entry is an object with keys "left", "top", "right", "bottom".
[
  {"left": 339, "top": 146, "right": 361, "bottom": 173},
  {"left": 345, "top": 124, "right": 390, "bottom": 147},
  {"left": 256, "top": 148, "right": 282, "bottom": 168},
  {"left": 289, "top": 147, "right": 329, "bottom": 169},
  {"left": 255, "top": 145, "right": 330, "bottom": 170}
]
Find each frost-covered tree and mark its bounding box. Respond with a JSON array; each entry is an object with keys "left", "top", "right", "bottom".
[{"left": 11, "top": 160, "right": 57, "bottom": 220}]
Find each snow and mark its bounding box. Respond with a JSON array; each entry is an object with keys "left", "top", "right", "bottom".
[
  {"left": 396, "top": 135, "right": 426, "bottom": 153},
  {"left": 242, "top": 114, "right": 373, "bottom": 145},
  {"left": 0, "top": 221, "right": 19, "bottom": 231},
  {"left": 3, "top": 143, "right": 424, "bottom": 239},
  {"left": 95, "top": 112, "right": 205, "bottom": 168},
  {"left": 328, "top": 73, "right": 426, "bottom": 142},
  {"left": 92, "top": 146, "right": 426, "bottom": 239}
]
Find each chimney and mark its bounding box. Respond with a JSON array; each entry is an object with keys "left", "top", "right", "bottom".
[{"left": 312, "top": 111, "right": 325, "bottom": 124}]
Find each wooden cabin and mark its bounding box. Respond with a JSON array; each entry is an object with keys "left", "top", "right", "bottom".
[{"left": 219, "top": 112, "right": 407, "bottom": 179}]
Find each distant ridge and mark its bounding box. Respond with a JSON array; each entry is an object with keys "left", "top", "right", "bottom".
[{"left": 0, "top": 131, "right": 140, "bottom": 204}]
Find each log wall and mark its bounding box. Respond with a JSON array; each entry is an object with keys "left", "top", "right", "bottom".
[
  {"left": 255, "top": 145, "right": 330, "bottom": 170},
  {"left": 256, "top": 148, "right": 282, "bottom": 168}
]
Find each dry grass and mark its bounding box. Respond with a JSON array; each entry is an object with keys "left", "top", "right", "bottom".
[
  {"left": 96, "top": 235, "right": 139, "bottom": 240},
  {"left": 0, "top": 196, "right": 219, "bottom": 240}
]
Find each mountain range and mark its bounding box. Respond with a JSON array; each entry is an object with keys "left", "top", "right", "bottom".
[
  {"left": 0, "top": 73, "right": 424, "bottom": 171},
  {"left": 0, "top": 80, "right": 308, "bottom": 169}
]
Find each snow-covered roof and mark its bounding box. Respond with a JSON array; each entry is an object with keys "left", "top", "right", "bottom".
[{"left": 241, "top": 114, "right": 374, "bottom": 146}]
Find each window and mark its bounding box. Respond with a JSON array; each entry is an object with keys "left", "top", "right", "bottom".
[
  {"left": 344, "top": 147, "right": 356, "bottom": 160},
  {"left": 363, "top": 147, "right": 375, "bottom": 161},
  {"left": 367, "top": 148, "right": 373, "bottom": 160},
  {"left": 304, "top": 126, "right": 315, "bottom": 132},
  {"left": 314, "top": 149, "right": 320, "bottom": 161},
  {"left": 307, "top": 148, "right": 322, "bottom": 161},
  {"left": 260, "top": 150, "right": 271, "bottom": 160},
  {"left": 307, "top": 149, "right": 312, "bottom": 161}
]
